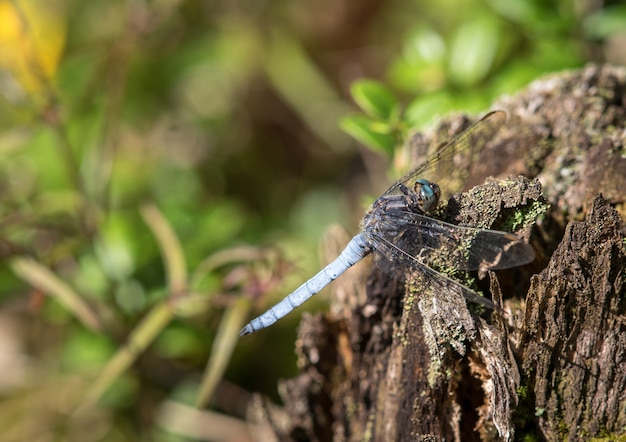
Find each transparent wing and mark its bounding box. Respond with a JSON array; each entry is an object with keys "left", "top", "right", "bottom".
[
  {"left": 367, "top": 230, "right": 497, "bottom": 309},
  {"left": 383, "top": 110, "right": 507, "bottom": 198},
  {"left": 366, "top": 209, "right": 535, "bottom": 273}
]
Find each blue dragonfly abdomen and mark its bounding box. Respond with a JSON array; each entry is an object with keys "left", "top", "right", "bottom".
[{"left": 239, "top": 233, "right": 371, "bottom": 335}]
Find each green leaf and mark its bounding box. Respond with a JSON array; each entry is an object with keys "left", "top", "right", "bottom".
[
  {"left": 583, "top": 5, "right": 626, "bottom": 39},
  {"left": 486, "top": 0, "right": 568, "bottom": 31},
  {"left": 448, "top": 17, "right": 501, "bottom": 87},
  {"left": 86, "top": 302, "right": 174, "bottom": 405},
  {"left": 140, "top": 203, "right": 187, "bottom": 295},
  {"left": 10, "top": 257, "right": 103, "bottom": 332},
  {"left": 350, "top": 79, "right": 398, "bottom": 120},
  {"left": 196, "top": 297, "right": 251, "bottom": 407},
  {"left": 340, "top": 114, "right": 395, "bottom": 156},
  {"left": 404, "top": 92, "right": 454, "bottom": 128}
]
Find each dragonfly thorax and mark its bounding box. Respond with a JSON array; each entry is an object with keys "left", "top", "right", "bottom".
[{"left": 362, "top": 178, "right": 442, "bottom": 234}]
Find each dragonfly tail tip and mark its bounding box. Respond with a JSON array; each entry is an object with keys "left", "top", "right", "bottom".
[{"left": 239, "top": 324, "right": 254, "bottom": 336}]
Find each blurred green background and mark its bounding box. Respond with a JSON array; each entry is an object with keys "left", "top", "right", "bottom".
[{"left": 0, "top": 0, "right": 624, "bottom": 440}]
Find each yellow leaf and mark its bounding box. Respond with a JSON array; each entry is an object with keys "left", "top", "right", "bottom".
[{"left": 0, "top": 0, "right": 66, "bottom": 95}]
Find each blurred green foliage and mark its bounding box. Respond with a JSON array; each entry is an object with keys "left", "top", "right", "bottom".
[{"left": 0, "top": 0, "right": 623, "bottom": 439}]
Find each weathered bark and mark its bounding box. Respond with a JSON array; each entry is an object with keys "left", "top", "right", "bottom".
[
  {"left": 518, "top": 196, "right": 626, "bottom": 441},
  {"left": 247, "top": 64, "right": 626, "bottom": 441}
]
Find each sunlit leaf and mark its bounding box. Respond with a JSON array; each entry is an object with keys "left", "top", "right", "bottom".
[
  {"left": 140, "top": 203, "right": 187, "bottom": 295},
  {"left": 340, "top": 114, "right": 395, "bottom": 157},
  {"left": 10, "top": 257, "right": 102, "bottom": 332},
  {"left": 350, "top": 79, "right": 398, "bottom": 120},
  {"left": 448, "top": 17, "right": 501, "bottom": 87},
  {"left": 404, "top": 27, "right": 446, "bottom": 64},
  {"left": 403, "top": 92, "right": 454, "bottom": 128}
]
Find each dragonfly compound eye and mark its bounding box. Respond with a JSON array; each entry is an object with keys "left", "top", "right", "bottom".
[{"left": 414, "top": 178, "right": 440, "bottom": 212}]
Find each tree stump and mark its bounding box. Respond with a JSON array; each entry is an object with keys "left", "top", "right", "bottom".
[{"left": 247, "top": 64, "right": 626, "bottom": 441}]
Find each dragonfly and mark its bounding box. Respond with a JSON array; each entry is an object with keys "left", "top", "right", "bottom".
[{"left": 240, "top": 110, "right": 535, "bottom": 336}]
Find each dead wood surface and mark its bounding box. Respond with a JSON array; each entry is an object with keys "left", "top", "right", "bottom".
[{"left": 247, "top": 64, "right": 626, "bottom": 441}]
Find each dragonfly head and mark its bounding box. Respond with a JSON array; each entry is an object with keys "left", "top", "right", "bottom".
[{"left": 414, "top": 178, "right": 441, "bottom": 212}]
